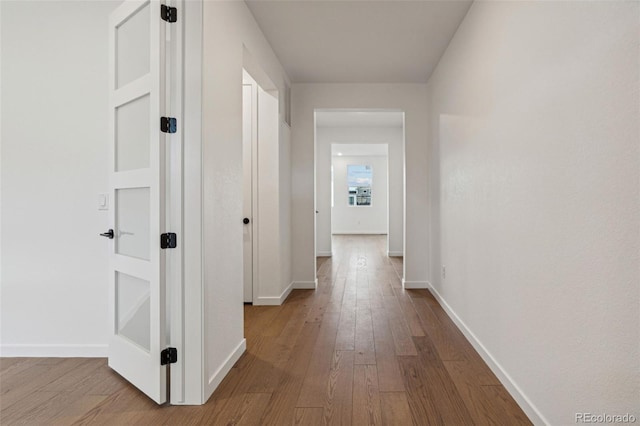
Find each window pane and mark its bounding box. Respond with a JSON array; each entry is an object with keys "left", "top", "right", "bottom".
[
  {"left": 116, "top": 187, "right": 150, "bottom": 260},
  {"left": 347, "top": 165, "right": 372, "bottom": 206},
  {"left": 116, "top": 94, "right": 150, "bottom": 172},
  {"left": 116, "top": 272, "right": 150, "bottom": 352},
  {"left": 116, "top": 2, "right": 150, "bottom": 88}
]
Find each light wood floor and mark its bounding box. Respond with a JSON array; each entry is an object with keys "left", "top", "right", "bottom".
[{"left": 0, "top": 235, "right": 531, "bottom": 425}]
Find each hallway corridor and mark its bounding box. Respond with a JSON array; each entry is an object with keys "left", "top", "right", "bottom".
[
  {"left": 207, "top": 235, "right": 531, "bottom": 425},
  {"left": 0, "top": 236, "right": 531, "bottom": 425}
]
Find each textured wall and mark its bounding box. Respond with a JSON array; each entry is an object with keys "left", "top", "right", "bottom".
[
  {"left": 1, "top": 1, "right": 118, "bottom": 356},
  {"left": 427, "top": 1, "right": 640, "bottom": 423}
]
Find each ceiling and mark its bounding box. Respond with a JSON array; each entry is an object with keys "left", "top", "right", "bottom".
[
  {"left": 316, "top": 110, "right": 403, "bottom": 127},
  {"left": 332, "top": 144, "right": 388, "bottom": 157},
  {"left": 245, "top": 0, "right": 473, "bottom": 83}
]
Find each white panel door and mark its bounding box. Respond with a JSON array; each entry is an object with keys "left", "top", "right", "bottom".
[{"left": 107, "top": 0, "right": 167, "bottom": 404}]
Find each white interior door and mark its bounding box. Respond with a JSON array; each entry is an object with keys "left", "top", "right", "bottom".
[
  {"left": 242, "top": 83, "right": 255, "bottom": 303},
  {"left": 107, "top": 0, "right": 168, "bottom": 404}
]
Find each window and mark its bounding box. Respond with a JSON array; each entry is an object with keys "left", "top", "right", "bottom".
[{"left": 347, "top": 165, "right": 372, "bottom": 206}]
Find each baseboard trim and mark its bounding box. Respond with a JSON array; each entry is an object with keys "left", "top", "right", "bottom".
[
  {"left": 205, "top": 338, "right": 246, "bottom": 402},
  {"left": 254, "top": 281, "right": 294, "bottom": 306},
  {"left": 332, "top": 232, "right": 388, "bottom": 235},
  {"left": 293, "top": 279, "right": 317, "bottom": 290},
  {"left": 428, "top": 285, "right": 546, "bottom": 425},
  {"left": 402, "top": 279, "right": 429, "bottom": 289},
  {"left": 0, "top": 344, "right": 108, "bottom": 357},
  {"left": 387, "top": 251, "right": 403, "bottom": 257},
  {"left": 316, "top": 251, "right": 332, "bottom": 257}
]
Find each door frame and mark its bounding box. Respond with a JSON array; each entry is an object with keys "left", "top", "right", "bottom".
[
  {"left": 172, "top": 0, "right": 203, "bottom": 405},
  {"left": 312, "top": 109, "right": 407, "bottom": 282},
  {"left": 242, "top": 70, "right": 260, "bottom": 304},
  {"left": 166, "top": 0, "right": 185, "bottom": 404}
]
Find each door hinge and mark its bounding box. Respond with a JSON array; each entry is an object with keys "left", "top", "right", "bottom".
[
  {"left": 160, "top": 347, "right": 177, "bottom": 365},
  {"left": 160, "top": 117, "right": 177, "bottom": 134},
  {"left": 161, "top": 5, "right": 177, "bottom": 23},
  {"left": 160, "top": 233, "right": 177, "bottom": 249}
]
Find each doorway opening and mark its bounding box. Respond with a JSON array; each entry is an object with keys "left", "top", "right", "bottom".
[{"left": 314, "top": 110, "right": 406, "bottom": 279}]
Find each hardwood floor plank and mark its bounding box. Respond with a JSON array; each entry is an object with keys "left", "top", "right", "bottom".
[
  {"left": 259, "top": 321, "right": 322, "bottom": 425},
  {"left": 478, "top": 385, "right": 532, "bottom": 425},
  {"left": 204, "top": 391, "right": 272, "bottom": 426},
  {"left": 325, "top": 277, "right": 347, "bottom": 314},
  {"left": 391, "top": 287, "right": 426, "bottom": 337},
  {"left": 323, "top": 350, "right": 354, "bottom": 425},
  {"left": 335, "top": 304, "right": 356, "bottom": 351},
  {"left": 414, "top": 295, "right": 502, "bottom": 385},
  {"left": 49, "top": 395, "right": 110, "bottom": 426},
  {"left": 0, "top": 357, "right": 34, "bottom": 375},
  {"left": 262, "top": 296, "right": 304, "bottom": 337},
  {"left": 353, "top": 364, "right": 382, "bottom": 426},
  {"left": 354, "top": 305, "right": 376, "bottom": 365},
  {"left": 0, "top": 358, "right": 42, "bottom": 387},
  {"left": 380, "top": 392, "right": 415, "bottom": 426},
  {"left": 293, "top": 407, "right": 324, "bottom": 426},
  {"left": 371, "top": 308, "right": 405, "bottom": 392},
  {"left": 235, "top": 392, "right": 273, "bottom": 425},
  {"left": 40, "top": 358, "right": 104, "bottom": 392},
  {"left": 444, "top": 360, "right": 531, "bottom": 425},
  {"left": 384, "top": 296, "right": 419, "bottom": 356},
  {"left": 412, "top": 297, "right": 468, "bottom": 362},
  {"left": 71, "top": 362, "right": 130, "bottom": 396},
  {"left": 0, "top": 390, "right": 59, "bottom": 424},
  {"left": 296, "top": 311, "right": 341, "bottom": 407},
  {"left": 398, "top": 337, "right": 475, "bottom": 426},
  {"left": 1, "top": 359, "right": 95, "bottom": 411}
]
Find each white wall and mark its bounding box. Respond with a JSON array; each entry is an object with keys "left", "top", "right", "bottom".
[
  {"left": 316, "top": 126, "right": 403, "bottom": 256},
  {"left": 426, "top": 1, "right": 640, "bottom": 424},
  {"left": 255, "top": 86, "right": 289, "bottom": 305},
  {"left": 279, "top": 122, "right": 293, "bottom": 297},
  {"left": 201, "top": 0, "right": 292, "bottom": 400},
  {"left": 291, "top": 84, "right": 428, "bottom": 288},
  {"left": 331, "top": 155, "right": 387, "bottom": 235},
  {"left": 1, "top": 0, "right": 119, "bottom": 357}
]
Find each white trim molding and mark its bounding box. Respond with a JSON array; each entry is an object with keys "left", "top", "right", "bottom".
[
  {"left": 0, "top": 344, "right": 108, "bottom": 358},
  {"left": 402, "top": 279, "right": 429, "bottom": 289},
  {"left": 387, "top": 251, "right": 403, "bottom": 257},
  {"left": 316, "top": 251, "right": 332, "bottom": 257},
  {"left": 332, "top": 231, "right": 388, "bottom": 235},
  {"left": 428, "top": 285, "right": 546, "bottom": 425},
  {"left": 254, "top": 282, "right": 294, "bottom": 306},
  {"left": 293, "top": 279, "right": 317, "bottom": 290},
  {"left": 205, "top": 339, "right": 246, "bottom": 402}
]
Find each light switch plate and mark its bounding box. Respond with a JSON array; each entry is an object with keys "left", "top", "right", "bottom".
[{"left": 98, "top": 193, "right": 109, "bottom": 210}]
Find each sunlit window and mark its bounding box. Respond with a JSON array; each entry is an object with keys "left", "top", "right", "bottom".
[{"left": 347, "top": 165, "right": 372, "bottom": 206}]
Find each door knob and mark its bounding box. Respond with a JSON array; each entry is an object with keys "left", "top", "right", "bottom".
[
  {"left": 243, "top": 218, "right": 250, "bottom": 224},
  {"left": 100, "top": 229, "right": 114, "bottom": 239}
]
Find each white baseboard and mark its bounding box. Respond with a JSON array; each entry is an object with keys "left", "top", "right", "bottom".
[
  {"left": 293, "top": 279, "right": 317, "bottom": 290},
  {"left": 332, "top": 232, "right": 388, "bottom": 235},
  {"left": 402, "top": 279, "right": 430, "bottom": 289},
  {"left": 428, "top": 285, "right": 546, "bottom": 425},
  {"left": 205, "top": 338, "right": 246, "bottom": 402},
  {"left": 387, "top": 251, "right": 403, "bottom": 257},
  {"left": 254, "top": 281, "right": 294, "bottom": 306},
  {"left": 316, "top": 251, "right": 332, "bottom": 257},
  {"left": 0, "top": 344, "right": 108, "bottom": 358}
]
